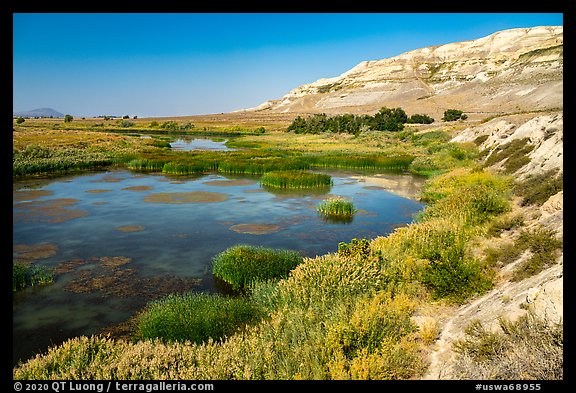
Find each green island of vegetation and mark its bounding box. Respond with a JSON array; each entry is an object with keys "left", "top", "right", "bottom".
[
  {"left": 12, "top": 108, "right": 563, "bottom": 379},
  {"left": 317, "top": 197, "right": 357, "bottom": 220},
  {"left": 261, "top": 171, "right": 332, "bottom": 189}
]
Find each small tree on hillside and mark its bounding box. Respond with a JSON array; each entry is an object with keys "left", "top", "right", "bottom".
[
  {"left": 442, "top": 109, "right": 468, "bottom": 122},
  {"left": 407, "top": 113, "right": 435, "bottom": 124},
  {"left": 371, "top": 107, "right": 407, "bottom": 131},
  {"left": 64, "top": 114, "right": 74, "bottom": 123}
]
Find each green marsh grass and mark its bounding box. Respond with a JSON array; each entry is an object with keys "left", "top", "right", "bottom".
[
  {"left": 260, "top": 171, "right": 332, "bottom": 189},
  {"left": 12, "top": 147, "right": 113, "bottom": 177},
  {"left": 126, "top": 159, "right": 167, "bottom": 172},
  {"left": 13, "top": 264, "right": 27, "bottom": 291},
  {"left": 212, "top": 245, "right": 303, "bottom": 290},
  {"left": 162, "top": 160, "right": 218, "bottom": 175},
  {"left": 217, "top": 155, "right": 309, "bottom": 175},
  {"left": 137, "top": 292, "right": 261, "bottom": 344},
  {"left": 13, "top": 263, "right": 55, "bottom": 291},
  {"left": 306, "top": 154, "right": 414, "bottom": 171},
  {"left": 317, "top": 197, "right": 357, "bottom": 219}
]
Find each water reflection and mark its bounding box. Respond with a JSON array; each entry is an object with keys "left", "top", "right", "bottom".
[
  {"left": 318, "top": 214, "right": 354, "bottom": 225},
  {"left": 13, "top": 168, "right": 424, "bottom": 365},
  {"left": 169, "top": 136, "right": 235, "bottom": 151}
]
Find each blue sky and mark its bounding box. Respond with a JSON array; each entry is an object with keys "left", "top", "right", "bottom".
[{"left": 13, "top": 13, "right": 563, "bottom": 118}]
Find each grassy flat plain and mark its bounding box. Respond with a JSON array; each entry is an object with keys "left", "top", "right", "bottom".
[
  {"left": 12, "top": 112, "right": 562, "bottom": 380},
  {"left": 12, "top": 111, "right": 477, "bottom": 179}
]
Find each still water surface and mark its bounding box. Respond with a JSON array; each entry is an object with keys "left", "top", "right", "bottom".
[
  {"left": 169, "top": 136, "right": 235, "bottom": 151},
  {"left": 13, "top": 167, "right": 425, "bottom": 365}
]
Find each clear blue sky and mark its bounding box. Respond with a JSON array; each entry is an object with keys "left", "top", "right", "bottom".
[{"left": 13, "top": 13, "right": 563, "bottom": 118}]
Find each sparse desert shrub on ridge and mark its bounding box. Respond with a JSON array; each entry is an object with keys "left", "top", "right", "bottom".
[{"left": 452, "top": 313, "right": 563, "bottom": 379}]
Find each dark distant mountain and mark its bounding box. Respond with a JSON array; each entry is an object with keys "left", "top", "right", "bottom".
[{"left": 13, "top": 108, "right": 64, "bottom": 118}]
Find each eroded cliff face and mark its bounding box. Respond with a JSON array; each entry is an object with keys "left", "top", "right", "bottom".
[
  {"left": 422, "top": 111, "right": 563, "bottom": 379},
  {"left": 251, "top": 26, "right": 562, "bottom": 120}
]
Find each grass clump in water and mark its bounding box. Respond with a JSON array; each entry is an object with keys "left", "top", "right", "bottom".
[
  {"left": 317, "top": 197, "right": 357, "bottom": 219},
  {"left": 261, "top": 171, "right": 332, "bottom": 189},
  {"left": 13, "top": 263, "right": 55, "bottom": 291},
  {"left": 218, "top": 155, "right": 309, "bottom": 175},
  {"left": 212, "top": 245, "right": 303, "bottom": 290},
  {"left": 126, "top": 158, "right": 167, "bottom": 172},
  {"left": 136, "top": 292, "right": 261, "bottom": 344}
]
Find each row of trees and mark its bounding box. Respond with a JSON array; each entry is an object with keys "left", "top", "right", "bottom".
[
  {"left": 287, "top": 107, "right": 465, "bottom": 135},
  {"left": 15, "top": 114, "right": 74, "bottom": 124}
]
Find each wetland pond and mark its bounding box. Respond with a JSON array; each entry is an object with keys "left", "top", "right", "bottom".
[
  {"left": 168, "top": 136, "right": 236, "bottom": 151},
  {"left": 13, "top": 166, "right": 425, "bottom": 365}
]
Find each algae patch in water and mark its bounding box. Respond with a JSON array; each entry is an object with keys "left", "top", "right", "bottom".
[
  {"left": 203, "top": 179, "right": 257, "bottom": 187},
  {"left": 90, "top": 175, "right": 126, "bottom": 183},
  {"left": 13, "top": 189, "right": 54, "bottom": 202},
  {"left": 121, "top": 185, "right": 154, "bottom": 192},
  {"left": 13, "top": 198, "right": 89, "bottom": 223},
  {"left": 56, "top": 255, "right": 202, "bottom": 300},
  {"left": 116, "top": 225, "right": 146, "bottom": 233},
  {"left": 229, "top": 223, "right": 282, "bottom": 235},
  {"left": 85, "top": 189, "right": 112, "bottom": 193},
  {"left": 13, "top": 243, "right": 58, "bottom": 266},
  {"left": 144, "top": 191, "right": 228, "bottom": 204}
]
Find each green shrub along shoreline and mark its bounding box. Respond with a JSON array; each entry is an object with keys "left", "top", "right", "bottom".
[{"left": 13, "top": 116, "right": 563, "bottom": 379}]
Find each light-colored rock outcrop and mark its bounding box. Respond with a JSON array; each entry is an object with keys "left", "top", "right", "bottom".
[
  {"left": 452, "top": 112, "right": 563, "bottom": 180},
  {"left": 422, "top": 111, "right": 563, "bottom": 379},
  {"left": 250, "top": 26, "right": 562, "bottom": 120}
]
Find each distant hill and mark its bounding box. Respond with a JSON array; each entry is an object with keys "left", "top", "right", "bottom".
[
  {"left": 247, "top": 26, "right": 562, "bottom": 120},
  {"left": 13, "top": 108, "right": 64, "bottom": 118}
]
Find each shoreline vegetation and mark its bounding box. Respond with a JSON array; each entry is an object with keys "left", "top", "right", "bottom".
[
  {"left": 12, "top": 109, "right": 474, "bottom": 179},
  {"left": 12, "top": 111, "right": 563, "bottom": 379}
]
